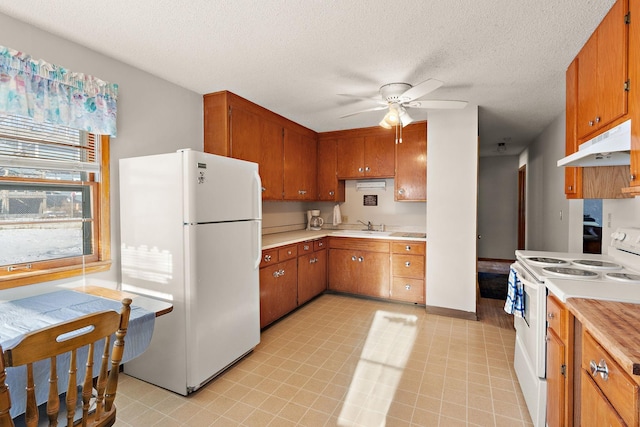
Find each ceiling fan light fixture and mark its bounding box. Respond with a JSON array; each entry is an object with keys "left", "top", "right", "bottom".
[
  {"left": 399, "top": 108, "right": 413, "bottom": 127},
  {"left": 379, "top": 119, "right": 392, "bottom": 129}
]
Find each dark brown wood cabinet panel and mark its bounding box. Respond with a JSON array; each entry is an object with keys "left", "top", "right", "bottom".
[
  {"left": 395, "top": 123, "right": 427, "bottom": 201},
  {"left": 283, "top": 128, "right": 317, "bottom": 200},
  {"left": 259, "top": 258, "right": 298, "bottom": 328},
  {"left": 317, "top": 137, "right": 345, "bottom": 201}
]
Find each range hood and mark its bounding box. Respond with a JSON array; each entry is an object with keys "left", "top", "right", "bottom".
[{"left": 557, "top": 119, "right": 631, "bottom": 167}]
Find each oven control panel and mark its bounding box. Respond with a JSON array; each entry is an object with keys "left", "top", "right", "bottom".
[{"left": 610, "top": 227, "right": 640, "bottom": 256}]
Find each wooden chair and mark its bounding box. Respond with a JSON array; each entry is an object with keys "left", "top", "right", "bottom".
[{"left": 0, "top": 298, "right": 132, "bottom": 427}]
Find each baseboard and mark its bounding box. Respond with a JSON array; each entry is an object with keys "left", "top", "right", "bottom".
[{"left": 425, "top": 305, "right": 478, "bottom": 321}]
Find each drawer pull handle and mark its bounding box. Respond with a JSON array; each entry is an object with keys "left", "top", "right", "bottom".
[
  {"left": 264, "top": 255, "right": 272, "bottom": 262},
  {"left": 318, "top": 242, "right": 323, "bottom": 247},
  {"left": 304, "top": 245, "right": 310, "bottom": 250},
  {"left": 405, "top": 245, "right": 411, "bottom": 251},
  {"left": 547, "top": 312, "right": 554, "bottom": 319},
  {"left": 405, "top": 284, "right": 411, "bottom": 290},
  {"left": 590, "top": 359, "right": 609, "bottom": 380},
  {"left": 273, "top": 269, "right": 285, "bottom": 278}
]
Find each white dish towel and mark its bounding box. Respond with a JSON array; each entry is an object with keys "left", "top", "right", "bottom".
[{"left": 332, "top": 204, "right": 342, "bottom": 226}]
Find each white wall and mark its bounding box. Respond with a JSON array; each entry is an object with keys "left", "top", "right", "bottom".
[
  {"left": 477, "top": 155, "right": 519, "bottom": 259},
  {"left": 426, "top": 106, "right": 478, "bottom": 314},
  {"left": 0, "top": 13, "right": 203, "bottom": 292},
  {"left": 520, "top": 113, "right": 571, "bottom": 251}
]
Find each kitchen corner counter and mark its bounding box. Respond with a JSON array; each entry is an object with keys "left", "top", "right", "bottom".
[
  {"left": 261, "top": 229, "right": 427, "bottom": 250},
  {"left": 565, "top": 297, "right": 640, "bottom": 379}
]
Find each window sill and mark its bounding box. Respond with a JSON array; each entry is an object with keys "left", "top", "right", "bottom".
[{"left": 0, "top": 260, "right": 112, "bottom": 290}]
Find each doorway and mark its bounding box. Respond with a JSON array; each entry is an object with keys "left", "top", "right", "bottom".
[
  {"left": 583, "top": 199, "right": 603, "bottom": 254},
  {"left": 517, "top": 165, "right": 526, "bottom": 250}
]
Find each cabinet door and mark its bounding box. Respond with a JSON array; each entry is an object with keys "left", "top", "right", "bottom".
[
  {"left": 229, "top": 106, "right": 261, "bottom": 163},
  {"left": 580, "top": 370, "right": 626, "bottom": 427},
  {"left": 357, "top": 251, "right": 390, "bottom": 298},
  {"left": 577, "top": 33, "right": 599, "bottom": 139},
  {"left": 596, "top": 0, "right": 628, "bottom": 131},
  {"left": 260, "top": 120, "right": 284, "bottom": 200},
  {"left": 546, "top": 329, "right": 566, "bottom": 427},
  {"left": 259, "top": 258, "right": 298, "bottom": 328},
  {"left": 328, "top": 248, "right": 359, "bottom": 294},
  {"left": 298, "top": 249, "right": 327, "bottom": 305},
  {"left": 364, "top": 134, "right": 395, "bottom": 177},
  {"left": 317, "top": 138, "right": 345, "bottom": 201},
  {"left": 395, "top": 124, "right": 427, "bottom": 201},
  {"left": 336, "top": 136, "right": 364, "bottom": 178},
  {"left": 283, "top": 128, "right": 317, "bottom": 200},
  {"left": 565, "top": 58, "right": 583, "bottom": 198}
]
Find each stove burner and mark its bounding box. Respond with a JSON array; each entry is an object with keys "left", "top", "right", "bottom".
[
  {"left": 571, "top": 260, "right": 622, "bottom": 270},
  {"left": 605, "top": 272, "right": 640, "bottom": 283},
  {"left": 542, "top": 267, "right": 599, "bottom": 278},
  {"left": 525, "top": 257, "right": 569, "bottom": 267}
]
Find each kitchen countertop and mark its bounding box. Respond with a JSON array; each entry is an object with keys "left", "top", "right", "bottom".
[
  {"left": 545, "top": 277, "right": 640, "bottom": 304},
  {"left": 566, "top": 298, "right": 640, "bottom": 380},
  {"left": 261, "top": 229, "right": 427, "bottom": 250}
]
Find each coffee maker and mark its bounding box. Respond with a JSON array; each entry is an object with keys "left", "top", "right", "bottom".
[{"left": 307, "top": 210, "right": 324, "bottom": 230}]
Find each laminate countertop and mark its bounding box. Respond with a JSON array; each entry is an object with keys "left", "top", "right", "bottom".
[
  {"left": 566, "top": 298, "right": 640, "bottom": 381},
  {"left": 261, "top": 229, "right": 427, "bottom": 250}
]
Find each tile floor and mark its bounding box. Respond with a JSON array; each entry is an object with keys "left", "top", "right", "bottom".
[{"left": 114, "top": 294, "right": 533, "bottom": 426}]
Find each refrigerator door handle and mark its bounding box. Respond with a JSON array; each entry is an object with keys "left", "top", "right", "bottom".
[
  {"left": 253, "top": 170, "right": 263, "bottom": 220},
  {"left": 254, "top": 221, "right": 262, "bottom": 270}
]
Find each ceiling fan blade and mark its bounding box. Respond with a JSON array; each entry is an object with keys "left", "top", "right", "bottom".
[
  {"left": 406, "top": 100, "right": 468, "bottom": 109},
  {"left": 340, "top": 105, "right": 388, "bottom": 118},
  {"left": 337, "top": 93, "right": 386, "bottom": 104},
  {"left": 400, "top": 79, "right": 444, "bottom": 101}
]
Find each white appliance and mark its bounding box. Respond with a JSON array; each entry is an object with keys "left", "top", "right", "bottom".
[
  {"left": 512, "top": 227, "right": 640, "bottom": 426},
  {"left": 119, "top": 149, "right": 262, "bottom": 395}
]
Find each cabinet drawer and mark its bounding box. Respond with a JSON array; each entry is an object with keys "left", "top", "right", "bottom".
[
  {"left": 546, "top": 294, "right": 566, "bottom": 341},
  {"left": 260, "top": 248, "right": 279, "bottom": 268},
  {"left": 314, "top": 238, "right": 327, "bottom": 251},
  {"left": 278, "top": 245, "right": 298, "bottom": 261},
  {"left": 582, "top": 331, "right": 638, "bottom": 426},
  {"left": 298, "top": 241, "right": 314, "bottom": 253},
  {"left": 391, "top": 278, "right": 424, "bottom": 304},
  {"left": 391, "top": 241, "right": 425, "bottom": 255},
  {"left": 329, "top": 237, "right": 390, "bottom": 252},
  {"left": 392, "top": 254, "right": 425, "bottom": 279}
]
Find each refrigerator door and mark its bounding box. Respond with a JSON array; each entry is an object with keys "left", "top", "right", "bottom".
[
  {"left": 184, "top": 220, "right": 261, "bottom": 390},
  {"left": 181, "top": 149, "right": 262, "bottom": 224}
]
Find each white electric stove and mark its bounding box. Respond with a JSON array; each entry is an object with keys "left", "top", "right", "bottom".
[{"left": 511, "top": 227, "right": 640, "bottom": 427}]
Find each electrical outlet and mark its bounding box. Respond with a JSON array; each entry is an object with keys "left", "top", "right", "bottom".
[
  {"left": 342, "top": 215, "right": 349, "bottom": 223},
  {"left": 608, "top": 213, "right": 612, "bottom": 228}
]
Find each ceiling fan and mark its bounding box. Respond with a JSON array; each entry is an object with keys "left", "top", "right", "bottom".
[{"left": 340, "top": 79, "right": 467, "bottom": 128}]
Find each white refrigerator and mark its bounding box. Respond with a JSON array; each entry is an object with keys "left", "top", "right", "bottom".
[{"left": 119, "top": 149, "right": 261, "bottom": 395}]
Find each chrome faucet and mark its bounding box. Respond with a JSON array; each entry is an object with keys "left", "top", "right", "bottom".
[{"left": 357, "top": 220, "right": 373, "bottom": 231}]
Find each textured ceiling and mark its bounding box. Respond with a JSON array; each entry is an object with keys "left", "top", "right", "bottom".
[{"left": 0, "top": 0, "right": 617, "bottom": 156}]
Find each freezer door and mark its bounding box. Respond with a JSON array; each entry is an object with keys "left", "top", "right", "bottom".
[
  {"left": 184, "top": 220, "right": 261, "bottom": 390},
  {"left": 181, "top": 150, "right": 262, "bottom": 224}
]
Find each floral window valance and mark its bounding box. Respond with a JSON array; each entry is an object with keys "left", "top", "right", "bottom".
[{"left": 0, "top": 45, "right": 118, "bottom": 137}]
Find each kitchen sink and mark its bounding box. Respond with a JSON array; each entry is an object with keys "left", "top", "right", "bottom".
[{"left": 330, "top": 230, "right": 393, "bottom": 237}]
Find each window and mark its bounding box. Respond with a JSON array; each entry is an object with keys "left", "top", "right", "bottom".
[{"left": 0, "top": 115, "right": 111, "bottom": 288}]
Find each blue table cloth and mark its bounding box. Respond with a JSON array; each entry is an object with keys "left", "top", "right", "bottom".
[{"left": 0, "top": 289, "right": 155, "bottom": 418}]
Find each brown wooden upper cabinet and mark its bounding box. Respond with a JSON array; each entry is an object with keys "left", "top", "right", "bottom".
[
  {"left": 575, "top": 0, "right": 628, "bottom": 141},
  {"left": 395, "top": 123, "right": 427, "bottom": 201},
  {"left": 316, "top": 137, "right": 345, "bottom": 202},
  {"left": 203, "top": 91, "right": 316, "bottom": 201},
  {"left": 283, "top": 127, "right": 317, "bottom": 200},
  {"left": 336, "top": 132, "right": 395, "bottom": 179},
  {"left": 565, "top": 58, "right": 582, "bottom": 199}
]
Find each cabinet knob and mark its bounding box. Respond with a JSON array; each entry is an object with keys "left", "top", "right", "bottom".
[
  {"left": 568, "top": 185, "right": 572, "bottom": 191},
  {"left": 631, "top": 174, "right": 636, "bottom": 181},
  {"left": 298, "top": 190, "right": 307, "bottom": 195},
  {"left": 318, "top": 242, "right": 323, "bottom": 247},
  {"left": 398, "top": 188, "right": 405, "bottom": 195},
  {"left": 547, "top": 312, "right": 554, "bottom": 319},
  {"left": 287, "top": 250, "right": 292, "bottom": 255},
  {"left": 352, "top": 256, "right": 357, "bottom": 261},
  {"left": 405, "top": 245, "right": 411, "bottom": 251},
  {"left": 358, "top": 257, "right": 364, "bottom": 262},
  {"left": 264, "top": 254, "right": 272, "bottom": 262},
  {"left": 588, "top": 120, "right": 594, "bottom": 127},
  {"left": 595, "top": 116, "right": 601, "bottom": 123},
  {"left": 304, "top": 245, "right": 310, "bottom": 251},
  {"left": 590, "top": 359, "right": 609, "bottom": 380},
  {"left": 261, "top": 186, "right": 266, "bottom": 192},
  {"left": 405, "top": 261, "right": 411, "bottom": 267},
  {"left": 309, "top": 258, "right": 316, "bottom": 264},
  {"left": 358, "top": 167, "right": 364, "bottom": 172},
  {"left": 329, "top": 191, "right": 335, "bottom": 196},
  {"left": 405, "top": 284, "right": 411, "bottom": 290},
  {"left": 365, "top": 166, "right": 370, "bottom": 172}
]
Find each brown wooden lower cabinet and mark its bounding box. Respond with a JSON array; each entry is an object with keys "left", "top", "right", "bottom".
[
  {"left": 328, "top": 238, "right": 390, "bottom": 298},
  {"left": 259, "top": 258, "right": 297, "bottom": 328},
  {"left": 297, "top": 240, "right": 327, "bottom": 306}
]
